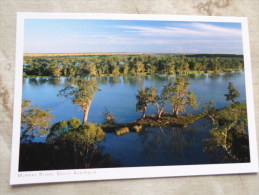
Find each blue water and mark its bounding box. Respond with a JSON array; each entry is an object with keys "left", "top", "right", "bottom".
[
  {"left": 22, "top": 72, "right": 247, "bottom": 166},
  {"left": 100, "top": 118, "right": 214, "bottom": 166},
  {"left": 22, "top": 72, "right": 246, "bottom": 124}
]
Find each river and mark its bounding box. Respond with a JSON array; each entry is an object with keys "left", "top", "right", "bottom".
[{"left": 22, "top": 72, "right": 246, "bottom": 166}]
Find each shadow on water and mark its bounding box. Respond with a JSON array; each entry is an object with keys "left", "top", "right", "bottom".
[
  {"left": 100, "top": 118, "right": 215, "bottom": 167},
  {"left": 38, "top": 77, "right": 48, "bottom": 85},
  {"left": 108, "top": 76, "right": 121, "bottom": 85},
  {"left": 97, "top": 76, "right": 108, "bottom": 85},
  {"left": 28, "top": 78, "right": 39, "bottom": 86},
  {"left": 27, "top": 77, "right": 62, "bottom": 86},
  {"left": 208, "top": 73, "right": 221, "bottom": 80},
  {"left": 47, "top": 77, "right": 62, "bottom": 86},
  {"left": 123, "top": 76, "right": 138, "bottom": 86},
  {"left": 149, "top": 74, "right": 174, "bottom": 83},
  {"left": 222, "top": 71, "right": 242, "bottom": 79},
  {"left": 138, "top": 124, "right": 199, "bottom": 165}
]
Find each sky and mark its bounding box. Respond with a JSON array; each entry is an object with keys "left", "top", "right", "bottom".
[{"left": 24, "top": 19, "right": 243, "bottom": 54}]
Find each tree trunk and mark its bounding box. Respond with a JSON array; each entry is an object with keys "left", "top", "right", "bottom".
[
  {"left": 83, "top": 102, "right": 91, "bottom": 125},
  {"left": 174, "top": 108, "right": 179, "bottom": 118},
  {"left": 158, "top": 109, "right": 163, "bottom": 119},
  {"left": 155, "top": 102, "right": 160, "bottom": 118},
  {"left": 155, "top": 101, "right": 163, "bottom": 119},
  {"left": 142, "top": 106, "right": 147, "bottom": 119}
]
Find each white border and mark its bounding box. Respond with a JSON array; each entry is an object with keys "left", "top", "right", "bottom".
[{"left": 10, "top": 13, "right": 258, "bottom": 185}]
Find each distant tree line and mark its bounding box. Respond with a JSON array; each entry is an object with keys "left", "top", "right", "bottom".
[{"left": 23, "top": 54, "right": 244, "bottom": 77}]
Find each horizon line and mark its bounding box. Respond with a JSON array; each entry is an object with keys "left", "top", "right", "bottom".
[{"left": 24, "top": 52, "right": 243, "bottom": 56}]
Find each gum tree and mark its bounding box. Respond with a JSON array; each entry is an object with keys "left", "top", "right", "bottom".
[
  {"left": 224, "top": 82, "right": 240, "bottom": 104},
  {"left": 136, "top": 88, "right": 150, "bottom": 119},
  {"left": 58, "top": 79, "right": 100, "bottom": 125},
  {"left": 167, "top": 77, "right": 198, "bottom": 117},
  {"left": 21, "top": 99, "right": 54, "bottom": 142}
]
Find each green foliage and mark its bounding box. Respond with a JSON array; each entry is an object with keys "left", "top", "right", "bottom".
[
  {"left": 136, "top": 87, "right": 152, "bottom": 118},
  {"left": 58, "top": 78, "right": 100, "bottom": 124},
  {"left": 166, "top": 77, "right": 198, "bottom": 117},
  {"left": 21, "top": 99, "right": 54, "bottom": 142},
  {"left": 204, "top": 82, "right": 248, "bottom": 162},
  {"left": 46, "top": 118, "right": 82, "bottom": 142},
  {"left": 23, "top": 54, "right": 244, "bottom": 77},
  {"left": 46, "top": 120, "right": 69, "bottom": 142},
  {"left": 46, "top": 120, "right": 106, "bottom": 168},
  {"left": 136, "top": 77, "right": 198, "bottom": 119},
  {"left": 47, "top": 121, "right": 105, "bottom": 144},
  {"left": 203, "top": 100, "right": 216, "bottom": 113},
  {"left": 204, "top": 102, "right": 249, "bottom": 162},
  {"left": 60, "top": 123, "right": 105, "bottom": 146},
  {"left": 70, "top": 117, "right": 82, "bottom": 129},
  {"left": 224, "top": 82, "right": 240, "bottom": 103},
  {"left": 188, "top": 92, "right": 199, "bottom": 109}
]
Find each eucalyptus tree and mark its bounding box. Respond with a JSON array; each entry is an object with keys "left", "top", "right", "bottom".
[
  {"left": 58, "top": 79, "right": 100, "bottom": 125},
  {"left": 133, "top": 61, "right": 145, "bottom": 74},
  {"left": 204, "top": 102, "right": 249, "bottom": 162},
  {"left": 224, "top": 82, "right": 240, "bottom": 104},
  {"left": 21, "top": 99, "right": 54, "bottom": 142},
  {"left": 47, "top": 118, "right": 106, "bottom": 168},
  {"left": 136, "top": 88, "right": 151, "bottom": 119},
  {"left": 86, "top": 62, "right": 97, "bottom": 76},
  {"left": 148, "top": 86, "right": 169, "bottom": 119},
  {"left": 167, "top": 77, "right": 198, "bottom": 117}
]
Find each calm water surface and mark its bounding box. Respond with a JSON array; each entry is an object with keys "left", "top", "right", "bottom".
[{"left": 22, "top": 72, "right": 246, "bottom": 166}]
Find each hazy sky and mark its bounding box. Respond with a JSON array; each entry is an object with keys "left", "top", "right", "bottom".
[{"left": 24, "top": 19, "right": 243, "bottom": 54}]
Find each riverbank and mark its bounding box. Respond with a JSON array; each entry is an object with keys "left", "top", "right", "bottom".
[{"left": 23, "top": 70, "right": 244, "bottom": 78}]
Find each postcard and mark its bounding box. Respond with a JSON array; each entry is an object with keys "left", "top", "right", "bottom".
[{"left": 10, "top": 13, "right": 258, "bottom": 185}]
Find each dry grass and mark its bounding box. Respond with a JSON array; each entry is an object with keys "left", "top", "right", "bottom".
[
  {"left": 133, "top": 125, "right": 142, "bottom": 132},
  {"left": 24, "top": 53, "right": 155, "bottom": 57},
  {"left": 116, "top": 127, "right": 130, "bottom": 136}
]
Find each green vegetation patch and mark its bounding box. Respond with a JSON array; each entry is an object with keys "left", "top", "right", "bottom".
[{"left": 137, "top": 113, "right": 206, "bottom": 128}]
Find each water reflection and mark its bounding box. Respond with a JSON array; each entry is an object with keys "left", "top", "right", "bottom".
[
  {"left": 149, "top": 74, "right": 174, "bottom": 83},
  {"left": 24, "top": 72, "right": 242, "bottom": 87},
  {"left": 38, "top": 77, "right": 48, "bottom": 85},
  {"left": 139, "top": 125, "right": 198, "bottom": 164},
  {"left": 208, "top": 73, "right": 221, "bottom": 80},
  {"left": 28, "top": 78, "right": 38, "bottom": 86},
  {"left": 97, "top": 77, "right": 108, "bottom": 85},
  {"left": 27, "top": 77, "right": 62, "bottom": 86},
  {"left": 47, "top": 78, "right": 62, "bottom": 86},
  {"left": 108, "top": 76, "right": 121, "bottom": 85},
  {"left": 195, "top": 73, "right": 206, "bottom": 80},
  {"left": 100, "top": 118, "right": 214, "bottom": 166},
  {"left": 123, "top": 76, "right": 138, "bottom": 86},
  {"left": 222, "top": 71, "right": 242, "bottom": 79}
]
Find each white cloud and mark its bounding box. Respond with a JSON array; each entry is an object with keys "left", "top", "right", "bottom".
[
  {"left": 119, "top": 23, "right": 242, "bottom": 38},
  {"left": 119, "top": 25, "right": 207, "bottom": 37},
  {"left": 192, "top": 23, "right": 242, "bottom": 36}
]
